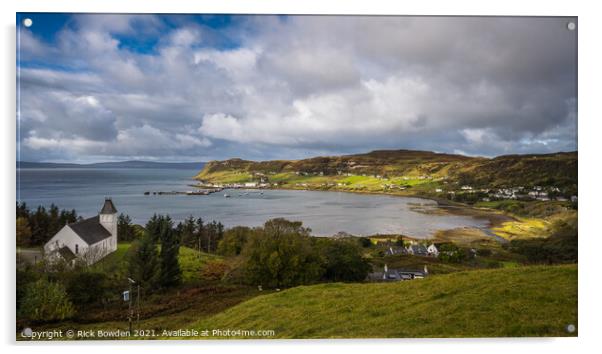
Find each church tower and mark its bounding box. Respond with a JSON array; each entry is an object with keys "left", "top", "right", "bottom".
[{"left": 99, "top": 198, "right": 118, "bottom": 251}]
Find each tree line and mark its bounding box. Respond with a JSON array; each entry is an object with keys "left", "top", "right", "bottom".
[
  {"left": 216, "top": 218, "right": 371, "bottom": 288},
  {"left": 16, "top": 202, "right": 78, "bottom": 247}
]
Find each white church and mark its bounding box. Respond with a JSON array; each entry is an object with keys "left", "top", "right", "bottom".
[{"left": 44, "top": 198, "right": 119, "bottom": 265}]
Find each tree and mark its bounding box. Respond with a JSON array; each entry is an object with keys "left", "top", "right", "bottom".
[
  {"left": 395, "top": 237, "right": 405, "bottom": 248},
  {"left": 128, "top": 233, "right": 160, "bottom": 290},
  {"left": 179, "top": 215, "right": 197, "bottom": 248},
  {"left": 47, "top": 204, "right": 61, "bottom": 237},
  {"left": 17, "top": 202, "right": 30, "bottom": 219},
  {"left": 317, "top": 239, "right": 371, "bottom": 282},
  {"left": 18, "top": 203, "right": 78, "bottom": 246},
  {"left": 204, "top": 221, "right": 217, "bottom": 253},
  {"left": 19, "top": 278, "right": 74, "bottom": 322},
  {"left": 29, "top": 206, "right": 49, "bottom": 246},
  {"left": 438, "top": 243, "right": 466, "bottom": 263},
  {"left": 59, "top": 208, "right": 78, "bottom": 226},
  {"left": 242, "top": 218, "right": 323, "bottom": 288},
  {"left": 16, "top": 217, "right": 32, "bottom": 247},
  {"left": 117, "top": 213, "right": 135, "bottom": 242},
  {"left": 217, "top": 226, "right": 252, "bottom": 256},
  {"left": 195, "top": 217, "right": 204, "bottom": 254},
  {"left": 158, "top": 216, "right": 181, "bottom": 288},
  {"left": 358, "top": 237, "right": 372, "bottom": 248},
  {"left": 66, "top": 271, "right": 111, "bottom": 306}
]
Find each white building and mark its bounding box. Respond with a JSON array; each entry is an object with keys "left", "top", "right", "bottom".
[
  {"left": 427, "top": 244, "right": 440, "bottom": 257},
  {"left": 44, "top": 199, "right": 119, "bottom": 265}
]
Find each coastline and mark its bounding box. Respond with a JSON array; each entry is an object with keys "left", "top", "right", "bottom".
[{"left": 192, "top": 182, "right": 514, "bottom": 242}]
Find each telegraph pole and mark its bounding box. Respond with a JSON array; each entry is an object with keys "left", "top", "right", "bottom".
[
  {"left": 136, "top": 284, "right": 140, "bottom": 328},
  {"left": 127, "top": 277, "right": 136, "bottom": 333},
  {"left": 128, "top": 282, "right": 132, "bottom": 333}
]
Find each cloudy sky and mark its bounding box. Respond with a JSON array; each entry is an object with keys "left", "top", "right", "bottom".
[{"left": 17, "top": 14, "right": 577, "bottom": 163}]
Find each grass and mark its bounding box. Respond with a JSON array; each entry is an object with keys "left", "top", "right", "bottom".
[
  {"left": 92, "top": 242, "right": 223, "bottom": 284},
  {"left": 192, "top": 264, "right": 577, "bottom": 338},
  {"left": 195, "top": 170, "right": 254, "bottom": 184},
  {"left": 178, "top": 247, "right": 222, "bottom": 283},
  {"left": 92, "top": 243, "right": 133, "bottom": 275},
  {"left": 492, "top": 218, "right": 550, "bottom": 240},
  {"left": 197, "top": 169, "right": 440, "bottom": 194}
]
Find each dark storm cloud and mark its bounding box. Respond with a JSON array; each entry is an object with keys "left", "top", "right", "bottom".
[{"left": 17, "top": 15, "right": 577, "bottom": 162}]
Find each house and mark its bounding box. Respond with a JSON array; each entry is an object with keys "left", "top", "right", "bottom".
[
  {"left": 406, "top": 244, "right": 428, "bottom": 256},
  {"left": 44, "top": 198, "right": 118, "bottom": 265},
  {"left": 427, "top": 244, "right": 439, "bottom": 257},
  {"left": 367, "top": 264, "right": 428, "bottom": 282},
  {"left": 386, "top": 246, "right": 407, "bottom": 256}
]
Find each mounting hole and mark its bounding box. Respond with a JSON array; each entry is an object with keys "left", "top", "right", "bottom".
[
  {"left": 567, "top": 22, "right": 576, "bottom": 31},
  {"left": 566, "top": 324, "right": 576, "bottom": 333},
  {"left": 22, "top": 18, "right": 33, "bottom": 28}
]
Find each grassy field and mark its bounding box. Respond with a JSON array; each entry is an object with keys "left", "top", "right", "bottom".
[
  {"left": 491, "top": 218, "right": 550, "bottom": 240},
  {"left": 192, "top": 264, "right": 577, "bottom": 338},
  {"left": 93, "top": 243, "right": 222, "bottom": 280}
]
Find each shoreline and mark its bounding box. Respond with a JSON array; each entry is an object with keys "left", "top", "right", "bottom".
[{"left": 193, "top": 182, "right": 514, "bottom": 242}]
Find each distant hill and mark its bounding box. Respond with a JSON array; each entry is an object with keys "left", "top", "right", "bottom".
[
  {"left": 18, "top": 160, "right": 205, "bottom": 170},
  {"left": 194, "top": 149, "right": 577, "bottom": 191},
  {"left": 192, "top": 264, "right": 577, "bottom": 338}
]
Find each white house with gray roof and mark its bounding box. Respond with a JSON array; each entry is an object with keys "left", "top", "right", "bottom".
[{"left": 44, "top": 199, "right": 118, "bottom": 265}]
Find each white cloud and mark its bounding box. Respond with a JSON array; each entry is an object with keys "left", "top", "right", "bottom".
[{"left": 18, "top": 15, "right": 577, "bottom": 162}]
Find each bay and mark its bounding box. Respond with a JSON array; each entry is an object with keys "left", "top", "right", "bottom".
[{"left": 16, "top": 167, "right": 488, "bottom": 238}]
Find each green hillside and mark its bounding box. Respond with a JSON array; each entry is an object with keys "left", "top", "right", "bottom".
[
  {"left": 194, "top": 149, "right": 577, "bottom": 193},
  {"left": 192, "top": 264, "right": 577, "bottom": 338}
]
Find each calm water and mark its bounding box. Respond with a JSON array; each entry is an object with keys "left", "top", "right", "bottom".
[{"left": 16, "top": 168, "right": 488, "bottom": 238}]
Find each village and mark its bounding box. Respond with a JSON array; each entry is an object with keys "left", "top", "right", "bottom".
[{"left": 189, "top": 169, "right": 577, "bottom": 204}]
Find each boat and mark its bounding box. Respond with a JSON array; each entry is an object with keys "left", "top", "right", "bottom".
[{"left": 224, "top": 193, "right": 230, "bottom": 198}]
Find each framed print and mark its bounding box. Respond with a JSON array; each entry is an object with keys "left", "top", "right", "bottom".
[{"left": 15, "top": 13, "right": 577, "bottom": 340}]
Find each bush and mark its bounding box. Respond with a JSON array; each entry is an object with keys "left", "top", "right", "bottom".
[
  {"left": 217, "top": 226, "right": 252, "bottom": 256},
  {"left": 16, "top": 268, "right": 39, "bottom": 311},
  {"left": 201, "top": 260, "right": 231, "bottom": 281},
  {"left": 128, "top": 234, "right": 160, "bottom": 290},
  {"left": 317, "top": 239, "right": 371, "bottom": 282},
  {"left": 242, "top": 219, "right": 323, "bottom": 288},
  {"left": 19, "top": 278, "right": 74, "bottom": 322},
  {"left": 66, "top": 271, "right": 111, "bottom": 306},
  {"left": 438, "top": 243, "right": 466, "bottom": 263},
  {"left": 358, "top": 237, "right": 372, "bottom": 248},
  {"left": 506, "top": 215, "right": 577, "bottom": 264}
]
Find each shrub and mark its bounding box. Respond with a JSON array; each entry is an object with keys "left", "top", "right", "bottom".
[
  {"left": 507, "top": 215, "right": 577, "bottom": 264},
  {"left": 438, "top": 243, "right": 466, "bottom": 263},
  {"left": 19, "top": 278, "right": 74, "bottom": 322},
  {"left": 242, "top": 219, "right": 323, "bottom": 288},
  {"left": 66, "top": 271, "right": 111, "bottom": 306},
  {"left": 217, "top": 226, "right": 252, "bottom": 256},
  {"left": 128, "top": 234, "right": 160, "bottom": 290},
  {"left": 201, "top": 260, "right": 231, "bottom": 281},
  {"left": 317, "top": 240, "right": 371, "bottom": 282}
]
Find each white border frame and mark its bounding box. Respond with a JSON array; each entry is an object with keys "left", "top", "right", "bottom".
[{"left": 3, "top": 1, "right": 601, "bottom": 353}]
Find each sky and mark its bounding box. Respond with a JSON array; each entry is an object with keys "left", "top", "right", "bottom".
[{"left": 16, "top": 14, "right": 577, "bottom": 163}]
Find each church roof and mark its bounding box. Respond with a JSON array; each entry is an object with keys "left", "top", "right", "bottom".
[
  {"left": 69, "top": 215, "right": 112, "bottom": 245},
  {"left": 57, "top": 246, "right": 76, "bottom": 262},
  {"left": 100, "top": 198, "right": 117, "bottom": 214}
]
